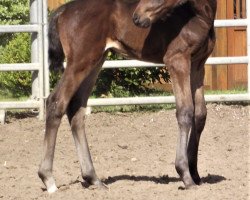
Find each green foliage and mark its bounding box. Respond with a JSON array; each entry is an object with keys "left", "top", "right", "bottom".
[
  {"left": 93, "top": 52, "right": 170, "bottom": 97},
  {"left": 0, "top": 33, "right": 31, "bottom": 98},
  {"left": 0, "top": 0, "right": 29, "bottom": 44},
  {"left": 0, "top": 33, "right": 30, "bottom": 63},
  {"left": 0, "top": 0, "right": 29, "bottom": 25},
  {"left": 49, "top": 71, "right": 62, "bottom": 90},
  {"left": 0, "top": 0, "right": 31, "bottom": 98}
]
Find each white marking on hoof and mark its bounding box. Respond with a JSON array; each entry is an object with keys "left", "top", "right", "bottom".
[{"left": 47, "top": 183, "right": 58, "bottom": 194}]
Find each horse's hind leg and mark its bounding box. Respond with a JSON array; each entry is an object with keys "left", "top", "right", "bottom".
[
  {"left": 38, "top": 50, "right": 105, "bottom": 193},
  {"left": 66, "top": 60, "right": 105, "bottom": 188},
  {"left": 38, "top": 81, "right": 67, "bottom": 193},
  {"left": 187, "top": 59, "right": 207, "bottom": 185}
]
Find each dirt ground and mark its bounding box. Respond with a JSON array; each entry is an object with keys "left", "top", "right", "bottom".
[{"left": 0, "top": 104, "right": 249, "bottom": 200}]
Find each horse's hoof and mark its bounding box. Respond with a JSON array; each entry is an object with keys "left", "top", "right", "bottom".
[
  {"left": 88, "top": 181, "right": 108, "bottom": 190},
  {"left": 94, "top": 180, "right": 108, "bottom": 190},
  {"left": 180, "top": 178, "right": 197, "bottom": 190},
  {"left": 191, "top": 173, "right": 202, "bottom": 185},
  {"left": 185, "top": 182, "right": 198, "bottom": 190},
  {"left": 47, "top": 183, "right": 58, "bottom": 194},
  {"left": 194, "top": 179, "right": 203, "bottom": 186}
]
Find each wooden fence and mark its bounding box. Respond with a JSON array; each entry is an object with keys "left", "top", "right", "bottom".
[
  {"left": 48, "top": 0, "right": 248, "bottom": 90},
  {"left": 48, "top": 0, "right": 65, "bottom": 10},
  {"left": 206, "top": 0, "right": 247, "bottom": 90}
]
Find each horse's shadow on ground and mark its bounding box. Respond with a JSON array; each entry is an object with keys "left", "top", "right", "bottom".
[
  {"left": 103, "top": 175, "right": 180, "bottom": 185},
  {"left": 63, "top": 173, "right": 226, "bottom": 190},
  {"left": 102, "top": 173, "right": 226, "bottom": 185}
]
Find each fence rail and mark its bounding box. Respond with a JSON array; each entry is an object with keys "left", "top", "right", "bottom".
[
  {"left": 0, "top": 25, "right": 40, "bottom": 33},
  {"left": 87, "top": 94, "right": 250, "bottom": 107},
  {"left": 101, "top": 56, "right": 249, "bottom": 70},
  {"left": 214, "top": 19, "right": 249, "bottom": 27},
  {"left": 0, "top": 63, "right": 40, "bottom": 71}
]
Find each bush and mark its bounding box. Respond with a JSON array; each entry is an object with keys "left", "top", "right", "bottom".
[
  {"left": 0, "top": 0, "right": 29, "bottom": 25},
  {"left": 93, "top": 52, "right": 170, "bottom": 97},
  {"left": 0, "top": 0, "right": 31, "bottom": 98},
  {"left": 0, "top": 33, "right": 31, "bottom": 98},
  {"left": 0, "top": 0, "right": 29, "bottom": 44}
]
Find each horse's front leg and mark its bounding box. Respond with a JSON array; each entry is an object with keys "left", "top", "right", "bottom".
[
  {"left": 66, "top": 64, "right": 106, "bottom": 188},
  {"left": 187, "top": 85, "right": 206, "bottom": 185},
  {"left": 164, "top": 53, "right": 195, "bottom": 188}
]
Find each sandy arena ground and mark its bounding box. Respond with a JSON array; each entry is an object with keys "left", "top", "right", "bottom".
[{"left": 0, "top": 104, "right": 249, "bottom": 200}]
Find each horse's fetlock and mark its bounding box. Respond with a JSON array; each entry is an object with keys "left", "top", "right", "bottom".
[
  {"left": 38, "top": 170, "right": 45, "bottom": 180},
  {"left": 82, "top": 175, "right": 95, "bottom": 184},
  {"left": 175, "top": 159, "right": 188, "bottom": 176},
  {"left": 82, "top": 169, "right": 97, "bottom": 184},
  {"left": 38, "top": 168, "right": 51, "bottom": 181}
]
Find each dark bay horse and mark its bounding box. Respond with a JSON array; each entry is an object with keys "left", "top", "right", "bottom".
[{"left": 38, "top": 0, "right": 217, "bottom": 193}]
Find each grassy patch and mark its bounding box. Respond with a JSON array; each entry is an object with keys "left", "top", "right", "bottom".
[
  {"left": 92, "top": 104, "right": 176, "bottom": 113},
  {"left": 0, "top": 90, "right": 29, "bottom": 101},
  {"left": 205, "top": 88, "right": 247, "bottom": 95}
]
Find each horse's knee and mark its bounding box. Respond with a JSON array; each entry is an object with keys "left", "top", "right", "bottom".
[
  {"left": 46, "top": 92, "right": 66, "bottom": 120},
  {"left": 164, "top": 51, "right": 190, "bottom": 73},
  {"left": 176, "top": 106, "right": 194, "bottom": 129}
]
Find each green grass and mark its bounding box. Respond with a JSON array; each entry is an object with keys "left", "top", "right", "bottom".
[
  {"left": 0, "top": 96, "right": 29, "bottom": 101},
  {"left": 205, "top": 88, "right": 247, "bottom": 95},
  {"left": 91, "top": 104, "right": 176, "bottom": 113},
  {"left": 0, "top": 90, "right": 29, "bottom": 101}
]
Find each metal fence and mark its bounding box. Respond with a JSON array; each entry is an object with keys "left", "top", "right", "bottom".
[
  {"left": 0, "top": 1, "right": 249, "bottom": 123},
  {"left": 0, "top": 0, "right": 48, "bottom": 123}
]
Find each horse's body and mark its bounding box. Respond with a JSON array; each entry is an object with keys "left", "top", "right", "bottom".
[{"left": 38, "top": 0, "right": 217, "bottom": 193}]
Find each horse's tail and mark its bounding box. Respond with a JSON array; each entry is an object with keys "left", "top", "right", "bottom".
[{"left": 48, "top": 6, "right": 66, "bottom": 71}]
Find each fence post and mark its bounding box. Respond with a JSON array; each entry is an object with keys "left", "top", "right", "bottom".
[
  {"left": 38, "top": 0, "right": 45, "bottom": 120},
  {"left": 43, "top": 0, "right": 50, "bottom": 99},
  {"left": 30, "top": 0, "right": 45, "bottom": 120},
  {"left": 30, "top": 0, "right": 39, "bottom": 100}
]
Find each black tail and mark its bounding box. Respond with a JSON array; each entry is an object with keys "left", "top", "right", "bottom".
[{"left": 48, "top": 6, "right": 66, "bottom": 71}]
